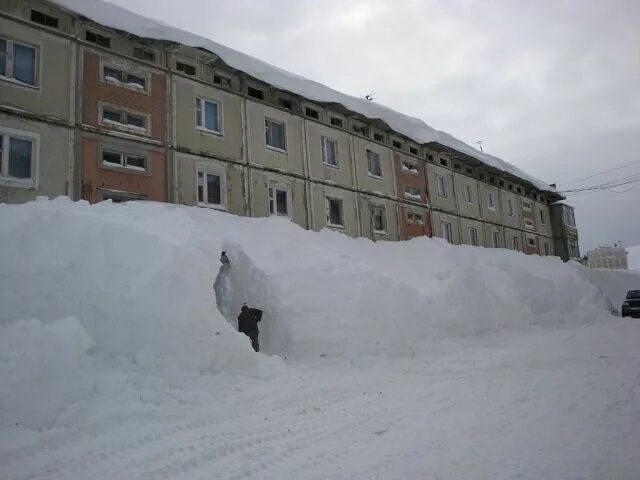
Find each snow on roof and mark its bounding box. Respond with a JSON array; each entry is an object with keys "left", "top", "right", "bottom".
[{"left": 53, "top": 0, "right": 558, "bottom": 194}]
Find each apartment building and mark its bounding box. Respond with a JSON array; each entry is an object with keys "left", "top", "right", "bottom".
[
  {"left": 0, "top": 0, "right": 576, "bottom": 259},
  {"left": 550, "top": 203, "right": 580, "bottom": 261},
  {"left": 586, "top": 245, "right": 628, "bottom": 270}
]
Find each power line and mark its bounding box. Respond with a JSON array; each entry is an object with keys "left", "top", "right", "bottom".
[{"left": 556, "top": 160, "right": 640, "bottom": 186}]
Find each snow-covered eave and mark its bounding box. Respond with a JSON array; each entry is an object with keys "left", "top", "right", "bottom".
[{"left": 52, "top": 0, "right": 560, "bottom": 196}]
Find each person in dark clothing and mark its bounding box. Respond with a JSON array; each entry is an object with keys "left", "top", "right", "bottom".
[{"left": 237, "top": 304, "right": 261, "bottom": 352}]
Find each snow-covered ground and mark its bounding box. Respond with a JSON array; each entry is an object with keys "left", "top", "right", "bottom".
[{"left": 1, "top": 198, "right": 640, "bottom": 479}]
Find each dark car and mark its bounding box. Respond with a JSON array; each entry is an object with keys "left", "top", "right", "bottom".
[{"left": 621, "top": 290, "right": 640, "bottom": 318}]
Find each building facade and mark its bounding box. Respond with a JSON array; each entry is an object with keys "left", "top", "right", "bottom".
[
  {"left": 0, "top": 0, "right": 576, "bottom": 258},
  {"left": 586, "top": 245, "right": 628, "bottom": 270}
]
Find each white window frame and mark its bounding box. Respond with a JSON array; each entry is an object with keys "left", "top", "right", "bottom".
[
  {"left": 268, "top": 181, "right": 292, "bottom": 218},
  {"left": 404, "top": 185, "right": 421, "bottom": 201},
  {"left": 321, "top": 136, "right": 339, "bottom": 168},
  {"left": 401, "top": 158, "right": 418, "bottom": 175},
  {"left": 468, "top": 227, "right": 479, "bottom": 246},
  {"left": 407, "top": 211, "right": 424, "bottom": 226},
  {"left": 524, "top": 218, "right": 535, "bottom": 230},
  {"left": 487, "top": 191, "right": 496, "bottom": 211},
  {"left": 325, "top": 196, "right": 345, "bottom": 228},
  {"left": 366, "top": 149, "right": 383, "bottom": 179},
  {"left": 464, "top": 184, "right": 473, "bottom": 204},
  {"left": 102, "top": 64, "right": 149, "bottom": 93},
  {"left": 196, "top": 166, "right": 226, "bottom": 211},
  {"left": 442, "top": 221, "right": 453, "bottom": 243},
  {"left": 0, "top": 36, "right": 39, "bottom": 88},
  {"left": 101, "top": 149, "right": 148, "bottom": 172},
  {"left": 507, "top": 198, "right": 514, "bottom": 216},
  {"left": 0, "top": 127, "right": 39, "bottom": 188},
  {"left": 100, "top": 104, "right": 150, "bottom": 135},
  {"left": 436, "top": 174, "right": 447, "bottom": 198},
  {"left": 491, "top": 230, "right": 499, "bottom": 248},
  {"left": 265, "top": 117, "right": 287, "bottom": 153},
  {"left": 371, "top": 205, "right": 387, "bottom": 234},
  {"left": 195, "top": 97, "right": 223, "bottom": 135}
]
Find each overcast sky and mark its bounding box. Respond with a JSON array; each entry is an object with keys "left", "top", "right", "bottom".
[{"left": 108, "top": 0, "right": 640, "bottom": 252}]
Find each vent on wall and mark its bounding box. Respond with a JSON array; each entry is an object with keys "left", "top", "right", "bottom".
[
  {"left": 176, "top": 61, "right": 196, "bottom": 76},
  {"left": 305, "top": 107, "right": 319, "bottom": 119},
  {"left": 278, "top": 98, "right": 293, "bottom": 110},
  {"left": 214, "top": 74, "right": 231, "bottom": 88},
  {"left": 86, "top": 30, "right": 111, "bottom": 48},
  {"left": 409, "top": 146, "right": 418, "bottom": 155},
  {"left": 374, "top": 133, "right": 385, "bottom": 142},
  {"left": 31, "top": 9, "right": 59, "bottom": 28},
  {"left": 392, "top": 140, "right": 402, "bottom": 149},
  {"left": 330, "top": 116, "right": 343, "bottom": 128},
  {"left": 133, "top": 46, "right": 155, "bottom": 63},
  {"left": 247, "top": 86, "right": 264, "bottom": 100}
]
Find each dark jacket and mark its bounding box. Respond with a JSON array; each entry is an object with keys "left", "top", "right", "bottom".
[{"left": 238, "top": 308, "right": 260, "bottom": 334}]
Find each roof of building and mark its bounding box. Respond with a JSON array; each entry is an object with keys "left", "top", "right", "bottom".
[{"left": 53, "top": 0, "right": 559, "bottom": 195}]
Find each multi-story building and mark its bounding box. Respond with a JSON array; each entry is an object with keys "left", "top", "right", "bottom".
[
  {"left": 550, "top": 203, "right": 580, "bottom": 261},
  {"left": 0, "top": 0, "right": 577, "bottom": 259},
  {"left": 586, "top": 245, "right": 628, "bottom": 270}
]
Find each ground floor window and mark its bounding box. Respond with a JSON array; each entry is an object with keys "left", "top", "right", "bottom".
[
  {"left": 0, "top": 128, "right": 38, "bottom": 185},
  {"left": 491, "top": 231, "right": 499, "bottom": 248},
  {"left": 371, "top": 205, "right": 386, "bottom": 233},
  {"left": 197, "top": 168, "right": 225, "bottom": 209},
  {"left": 442, "top": 221, "right": 453, "bottom": 243},
  {"left": 513, "top": 235, "right": 520, "bottom": 251},
  {"left": 268, "top": 182, "right": 291, "bottom": 217},
  {"left": 468, "top": 227, "right": 479, "bottom": 246},
  {"left": 406, "top": 211, "right": 424, "bottom": 225},
  {"left": 543, "top": 242, "right": 550, "bottom": 255},
  {"left": 527, "top": 236, "right": 537, "bottom": 248},
  {"left": 326, "top": 196, "right": 344, "bottom": 227}
]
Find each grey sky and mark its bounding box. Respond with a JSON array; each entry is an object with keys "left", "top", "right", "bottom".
[{"left": 108, "top": 0, "right": 640, "bottom": 251}]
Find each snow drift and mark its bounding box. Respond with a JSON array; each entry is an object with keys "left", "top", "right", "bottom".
[{"left": 0, "top": 198, "right": 616, "bottom": 430}]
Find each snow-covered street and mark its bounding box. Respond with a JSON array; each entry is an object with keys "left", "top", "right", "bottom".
[{"left": 1, "top": 199, "right": 639, "bottom": 479}]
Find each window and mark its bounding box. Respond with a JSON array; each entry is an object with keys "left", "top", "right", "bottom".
[
  {"left": 454, "top": 164, "right": 461, "bottom": 171},
  {"left": 322, "top": 137, "right": 338, "bottom": 167},
  {"left": 265, "top": 118, "right": 286, "bottom": 151},
  {"left": 392, "top": 140, "right": 402, "bottom": 149},
  {"left": 31, "top": 10, "right": 59, "bottom": 28},
  {"left": 247, "top": 86, "right": 264, "bottom": 100},
  {"left": 305, "top": 107, "right": 319, "bottom": 119},
  {"left": 374, "top": 133, "right": 385, "bottom": 142},
  {"left": 489, "top": 177, "right": 495, "bottom": 185},
  {"left": 278, "top": 98, "right": 293, "bottom": 110},
  {"left": 0, "top": 38, "right": 37, "bottom": 86},
  {"left": 401, "top": 159, "right": 418, "bottom": 174},
  {"left": 513, "top": 236, "right": 520, "bottom": 251},
  {"left": 103, "top": 66, "right": 146, "bottom": 91},
  {"left": 487, "top": 191, "right": 496, "bottom": 211},
  {"left": 527, "top": 236, "right": 537, "bottom": 247},
  {"left": 367, "top": 150, "right": 382, "bottom": 178},
  {"left": 101, "top": 107, "right": 147, "bottom": 132},
  {"left": 330, "top": 116, "right": 343, "bottom": 128},
  {"left": 404, "top": 186, "right": 421, "bottom": 200},
  {"left": 440, "top": 158, "right": 448, "bottom": 167},
  {"left": 436, "top": 174, "right": 447, "bottom": 198},
  {"left": 0, "top": 130, "right": 36, "bottom": 183},
  {"left": 468, "top": 227, "right": 479, "bottom": 246},
  {"left": 464, "top": 184, "right": 473, "bottom": 204},
  {"left": 409, "top": 147, "right": 418, "bottom": 155},
  {"left": 442, "top": 221, "right": 453, "bottom": 243},
  {"left": 524, "top": 218, "right": 535, "bottom": 230},
  {"left": 407, "top": 211, "right": 424, "bottom": 225},
  {"left": 507, "top": 198, "right": 514, "bottom": 216},
  {"left": 196, "top": 98, "right": 221, "bottom": 134},
  {"left": 133, "top": 46, "right": 155, "bottom": 63},
  {"left": 352, "top": 124, "right": 369, "bottom": 136},
  {"left": 85, "top": 30, "right": 111, "bottom": 48},
  {"left": 539, "top": 209, "right": 545, "bottom": 225},
  {"left": 426, "top": 153, "right": 434, "bottom": 162},
  {"left": 522, "top": 200, "right": 532, "bottom": 211},
  {"left": 268, "top": 183, "right": 290, "bottom": 217},
  {"left": 102, "top": 149, "right": 147, "bottom": 171},
  {"left": 326, "top": 197, "right": 344, "bottom": 227},
  {"left": 466, "top": 168, "right": 473, "bottom": 175},
  {"left": 499, "top": 180, "right": 505, "bottom": 187},
  {"left": 213, "top": 74, "right": 231, "bottom": 88},
  {"left": 491, "top": 231, "right": 499, "bottom": 248},
  {"left": 372, "top": 206, "right": 386, "bottom": 233},
  {"left": 563, "top": 207, "right": 576, "bottom": 227},
  {"left": 176, "top": 61, "right": 196, "bottom": 76},
  {"left": 517, "top": 187, "right": 522, "bottom": 194},
  {"left": 197, "top": 169, "right": 225, "bottom": 209}
]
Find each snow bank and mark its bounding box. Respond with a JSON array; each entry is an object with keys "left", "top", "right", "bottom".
[
  {"left": 578, "top": 266, "right": 640, "bottom": 314},
  {"left": 0, "top": 199, "right": 614, "bottom": 429}
]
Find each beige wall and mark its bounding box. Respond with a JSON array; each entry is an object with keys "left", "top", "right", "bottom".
[
  {"left": 504, "top": 227, "right": 525, "bottom": 252},
  {"left": 353, "top": 137, "right": 395, "bottom": 197},
  {"left": 431, "top": 210, "right": 461, "bottom": 244},
  {"left": 460, "top": 217, "right": 485, "bottom": 246},
  {"left": 305, "top": 120, "right": 355, "bottom": 188},
  {"left": 0, "top": 113, "right": 71, "bottom": 202},
  {"left": 0, "top": 16, "right": 74, "bottom": 122},
  {"left": 453, "top": 172, "right": 481, "bottom": 219},
  {"left": 500, "top": 189, "right": 521, "bottom": 229},
  {"left": 426, "top": 163, "right": 457, "bottom": 213},
  {"left": 358, "top": 195, "right": 399, "bottom": 241},
  {"left": 174, "top": 78, "right": 244, "bottom": 162},
  {"left": 539, "top": 235, "right": 555, "bottom": 256},
  {"left": 246, "top": 100, "right": 305, "bottom": 176},
  {"left": 174, "top": 153, "right": 246, "bottom": 216},
  {"left": 248, "top": 169, "right": 307, "bottom": 229},
  {"left": 309, "top": 183, "right": 359, "bottom": 237},
  {"left": 478, "top": 182, "right": 502, "bottom": 223},
  {"left": 534, "top": 201, "right": 552, "bottom": 237},
  {"left": 484, "top": 223, "right": 505, "bottom": 248}
]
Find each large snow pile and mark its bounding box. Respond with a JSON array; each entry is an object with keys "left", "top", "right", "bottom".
[
  {"left": 0, "top": 198, "right": 616, "bottom": 431},
  {"left": 578, "top": 267, "right": 640, "bottom": 314}
]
